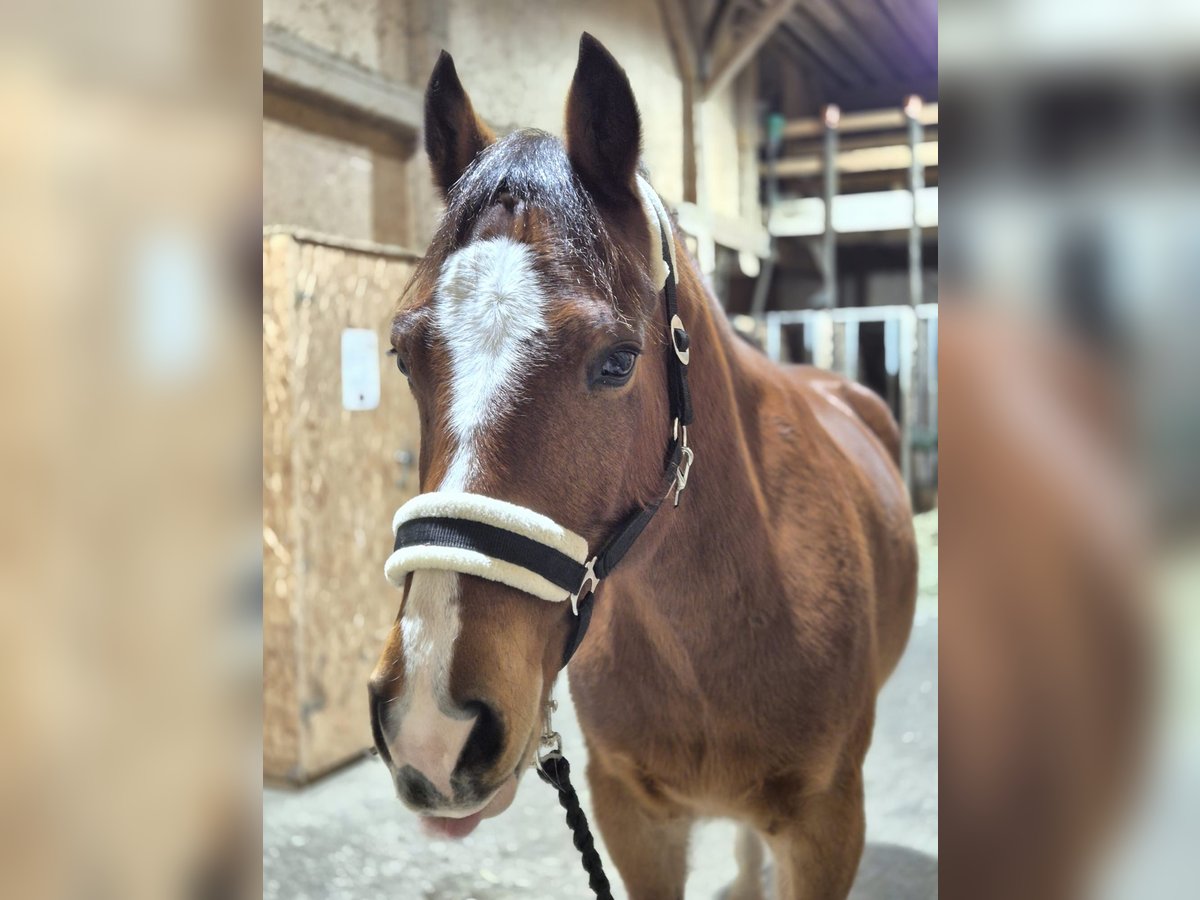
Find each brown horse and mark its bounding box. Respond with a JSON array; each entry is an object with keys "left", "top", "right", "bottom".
[{"left": 368, "top": 34, "right": 917, "bottom": 899}]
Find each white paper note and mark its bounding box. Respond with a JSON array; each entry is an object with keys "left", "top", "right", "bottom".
[{"left": 341, "top": 328, "right": 380, "bottom": 411}]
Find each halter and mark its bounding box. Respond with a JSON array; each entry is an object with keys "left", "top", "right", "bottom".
[
  {"left": 381, "top": 179, "right": 688, "bottom": 900},
  {"left": 384, "top": 177, "right": 695, "bottom": 669}
]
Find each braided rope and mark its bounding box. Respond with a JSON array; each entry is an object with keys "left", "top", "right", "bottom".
[{"left": 537, "top": 754, "right": 614, "bottom": 900}]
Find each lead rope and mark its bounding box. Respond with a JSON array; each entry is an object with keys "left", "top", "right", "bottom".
[
  {"left": 537, "top": 703, "right": 613, "bottom": 900},
  {"left": 537, "top": 755, "right": 613, "bottom": 899}
]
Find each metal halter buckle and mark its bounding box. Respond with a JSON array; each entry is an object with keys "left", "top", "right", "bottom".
[
  {"left": 569, "top": 557, "right": 599, "bottom": 615},
  {"left": 672, "top": 420, "right": 694, "bottom": 507},
  {"left": 670, "top": 314, "right": 690, "bottom": 365}
]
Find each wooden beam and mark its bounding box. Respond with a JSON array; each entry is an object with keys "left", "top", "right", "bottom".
[
  {"left": 781, "top": 168, "right": 939, "bottom": 195},
  {"left": 657, "top": 0, "right": 704, "bottom": 204},
  {"left": 263, "top": 24, "right": 423, "bottom": 133},
  {"left": 768, "top": 187, "right": 939, "bottom": 237},
  {"left": 704, "top": 0, "right": 798, "bottom": 99},
  {"left": 700, "top": 0, "right": 744, "bottom": 65},
  {"left": 658, "top": 0, "right": 699, "bottom": 82},
  {"left": 792, "top": 0, "right": 900, "bottom": 84},
  {"left": 824, "top": 77, "right": 939, "bottom": 113},
  {"left": 676, "top": 201, "right": 771, "bottom": 258},
  {"left": 703, "top": 0, "right": 742, "bottom": 58},
  {"left": 774, "top": 141, "right": 938, "bottom": 178},
  {"left": 769, "top": 27, "right": 848, "bottom": 93},
  {"left": 786, "top": 127, "right": 939, "bottom": 154},
  {"left": 780, "top": 10, "right": 868, "bottom": 86},
  {"left": 780, "top": 102, "right": 938, "bottom": 139}
]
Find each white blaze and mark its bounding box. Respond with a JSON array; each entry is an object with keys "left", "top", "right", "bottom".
[
  {"left": 394, "top": 569, "right": 472, "bottom": 797},
  {"left": 434, "top": 236, "right": 549, "bottom": 490},
  {"left": 391, "top": 236, "right": 548, "bottom": 792}
]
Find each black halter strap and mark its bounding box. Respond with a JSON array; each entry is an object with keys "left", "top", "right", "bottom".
[
  {"left": 534, "top": 214, "right": 693, "bottom": 898},
  {"left": 559, "top": 215, "right": 692, "bottom": 667}
]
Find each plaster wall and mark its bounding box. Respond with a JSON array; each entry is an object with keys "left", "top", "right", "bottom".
[{"left": 263, "top": 0, "right": 753, "bottom": 244}]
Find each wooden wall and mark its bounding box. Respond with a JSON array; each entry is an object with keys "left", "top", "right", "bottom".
[{"left": 263, "top": 232, "right": 421, "bottom": 783}]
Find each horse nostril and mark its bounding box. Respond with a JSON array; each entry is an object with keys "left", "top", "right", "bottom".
[
  {"left": 396, "top": 766, "right": 443, "bottom": 809},
  {"left": 367, "top": 680, "right": 393, "bottom": 766},
  {"left": 454, "top": 700, "right": 505, "bottom": 775}
]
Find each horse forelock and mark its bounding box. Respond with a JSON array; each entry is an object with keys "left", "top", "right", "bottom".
[{"left": 405, "top": 129, "right": 654, "bottom": 323}]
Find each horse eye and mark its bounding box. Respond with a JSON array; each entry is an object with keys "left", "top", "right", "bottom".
[
  {"left": 599, "top": 349, "right": 637, "bottom": 382},
  {"left": 388, "top": 349, "right": 410, "bottom": 378}
]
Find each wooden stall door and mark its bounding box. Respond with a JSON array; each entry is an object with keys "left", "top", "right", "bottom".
[{"left": 264, "top": 233, "right": 421, "bottom": 783}]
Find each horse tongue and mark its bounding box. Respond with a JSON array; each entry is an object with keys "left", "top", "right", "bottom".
[{"left": 419, "top": 809, "right": 484, "bottom": 840}]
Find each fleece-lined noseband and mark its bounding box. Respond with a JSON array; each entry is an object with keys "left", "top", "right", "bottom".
[{"left": 384, "top": 177, "right": 694, "bottom": 669}]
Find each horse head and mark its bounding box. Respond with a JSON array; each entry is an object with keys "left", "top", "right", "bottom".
[{"left": 368, "top": 34, "right": 686, "bottom": 837}]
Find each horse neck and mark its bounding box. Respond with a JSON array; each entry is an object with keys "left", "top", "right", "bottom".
[
  {"left": 671, "top": 242, "right": 757, "bottom": 471},
  {"left": 627, "top": 242, "right": 771, "bottom": 606}
]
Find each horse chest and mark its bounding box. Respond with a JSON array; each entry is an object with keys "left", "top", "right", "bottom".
[{"left": 569, "top": 604, "right": 867, "bottom": 815}]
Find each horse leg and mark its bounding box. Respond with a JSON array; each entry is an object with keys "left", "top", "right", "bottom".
[
  {"left": 723, "top": 824, "right": 767, "bottom": 900},
  {"left": 587, "top": 759, "right": 692, "bottom": 900},
  {"left": 764, "top": 766, "right": 865, "bottom": 900}
]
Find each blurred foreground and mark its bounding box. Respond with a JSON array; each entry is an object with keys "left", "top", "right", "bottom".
[
  {"left": 939, "top": 0, "right": 1199, "bottom": 897},
  {"left": 0, "top": 1, "right": 261, "bottom": 898}
]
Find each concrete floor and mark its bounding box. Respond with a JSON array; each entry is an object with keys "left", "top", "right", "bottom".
[{"left": 264, "top": 512, "right": 938, "bottom": 900}]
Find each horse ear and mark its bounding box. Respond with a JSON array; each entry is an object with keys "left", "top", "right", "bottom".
[
  {"left": 424, "top": 50, "right": 495, "bottom": 196},
  {"left": 564, "top": 33, "right": 642, "bottom": 202}
]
